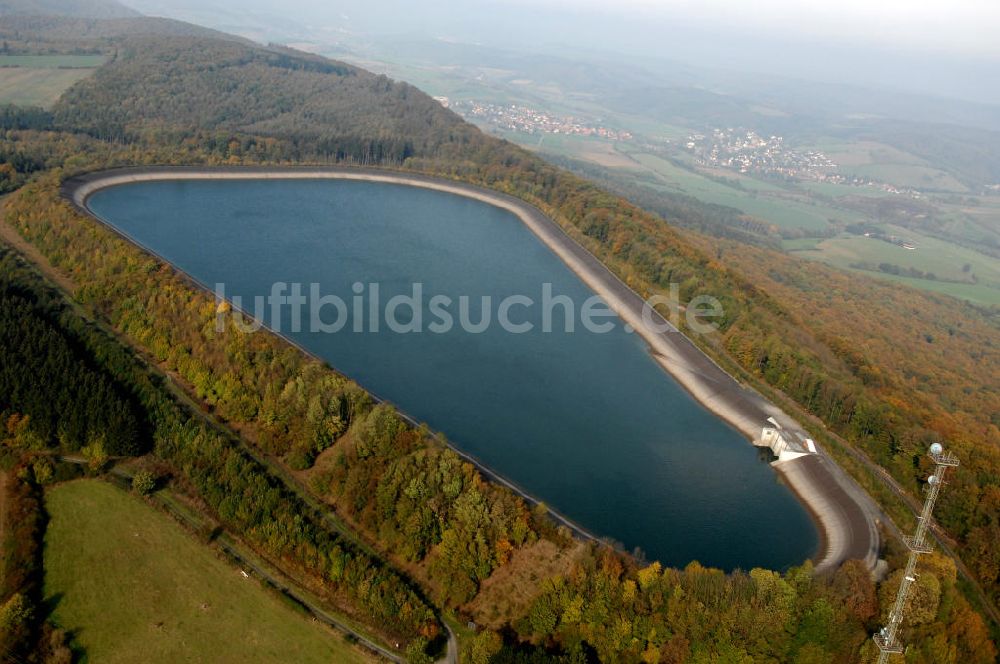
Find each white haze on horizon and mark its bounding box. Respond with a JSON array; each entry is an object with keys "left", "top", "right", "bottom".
[
  {"left": 123, "top": 0, "right": 1000, "bottom": 105},
  {"left": 499, "top": 0, "right": 1000, "bottom": 58}
]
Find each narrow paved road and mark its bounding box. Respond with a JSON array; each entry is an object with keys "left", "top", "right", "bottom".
[
  {"left": 777, "top": 454, "right": 881, "bottom": 573},
  {"left": 439, "top": 624, "right": 458, "bottom": 664}
]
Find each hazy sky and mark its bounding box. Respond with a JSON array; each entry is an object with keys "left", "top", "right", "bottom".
[
  {"left": 132, "top": 0, "right": 1000, "bottom": 57},
  {"left": 515, "top": 0, "right": 1000, "bottom": 57},
  {"left": 126, "top": 0, "right": 1000, "bottom": 103}
]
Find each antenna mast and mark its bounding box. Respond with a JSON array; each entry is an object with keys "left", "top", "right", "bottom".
[{"left": 873, "top": 443, "right": 959, "bottom": 663}]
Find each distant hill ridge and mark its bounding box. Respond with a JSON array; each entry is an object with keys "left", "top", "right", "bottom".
[
  {"left": 0, "top": 0, "right": 139, "bottom": 19},
  {"left": 0, "top": 14, "right": 245, "bottom": 41},
  {"left": 51, "top": 33, "right": 471, "bottom": 162}
]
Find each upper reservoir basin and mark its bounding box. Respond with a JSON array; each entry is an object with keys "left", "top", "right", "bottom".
[{"left": 87, "top": 177, "right": 818, "bottom": 571}]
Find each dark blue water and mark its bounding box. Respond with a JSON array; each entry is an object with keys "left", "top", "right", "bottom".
[{"left": 89, "top": 178, "right": 817, "bottom": 570}]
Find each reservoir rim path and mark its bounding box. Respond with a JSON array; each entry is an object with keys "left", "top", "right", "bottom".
[{"left": 63, "top": 165, "right": 880, "bottom": 573}]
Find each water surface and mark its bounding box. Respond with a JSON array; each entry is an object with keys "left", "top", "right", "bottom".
[{"left": 89, "top": 178, "right": 817, "bottom": 570}]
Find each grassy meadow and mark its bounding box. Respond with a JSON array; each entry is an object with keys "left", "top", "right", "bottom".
[
  {"left": 0, "top": 55, "right": 104, "bottom": 107},
  {"left": 43, "top": 480, "right": 375, "bottom": 664},
  {"left": 801, "top": 139, "right": 969, "bottom": 192},
  {"left": 788, "top": 227, "right": 1000, "bottom": 305}
]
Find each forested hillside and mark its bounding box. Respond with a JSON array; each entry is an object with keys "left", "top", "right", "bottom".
[
  {"left": 0, "top": 244, "right": 441, "bottom": 659},
  {"left": 53, "top": 36, "right": 474, "bottom": 163},
  {"left": 0, "top": 14, "right": 998, "bottom": 661}
]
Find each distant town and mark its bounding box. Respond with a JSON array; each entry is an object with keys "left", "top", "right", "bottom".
[
  {"left": 436, "top": 100, "right": 929, "bottom": 199},
  {"left": 684, "top": 127, "right": 920, "bottom": 196},
  {"left": 684, "top": 127, "right": 836, "bottom": 180},
  {"left": 442, "top": 98, "right": 633, "bottom": 141}
]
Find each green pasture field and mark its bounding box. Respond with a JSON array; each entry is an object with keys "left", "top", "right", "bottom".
[
  {"left": 788, "top": 226, "right": 1000, "bottom": 305},
  {"left": 0, "top": 55, "right": 104, "bottom": 107},
  {"left": 43, "top": 480, "right": 375, "bottom": 664}
]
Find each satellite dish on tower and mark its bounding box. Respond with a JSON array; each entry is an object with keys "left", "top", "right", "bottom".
[{"left": 929, "top": 442, "right": 943, "bottom": 456}]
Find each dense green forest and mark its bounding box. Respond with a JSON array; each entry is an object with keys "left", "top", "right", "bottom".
[
  {"left": 0, "top": 246, "right": 440, "bottom": 659},
  {"left": 0, "top": 13, "right": 998, "bottom": 662},
  {"left": 0, "top": 286, "right": 141, "bottom": 455},
  {"left": 51, "top": 37, "right": 463, "bottom": 164}
]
